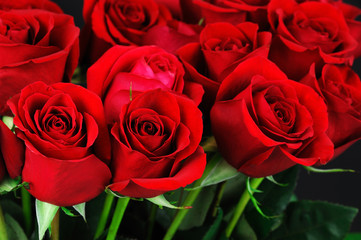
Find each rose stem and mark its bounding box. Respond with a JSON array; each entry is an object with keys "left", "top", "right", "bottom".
[
  {"left": 162, "top": 179, "right": 204, "bottom": 240},
  {"left": 50, "top": 210, "right": 59, "bottom": 240},
  {"left": 0, "top": 204, "right": 8, "bottom": 240},
  {"left": 94, "top": 194, "right": 115, "bottom": 240},
  {"left": 146, "top": 203, "right": 158, "bottom": 240},
  {"left": 105, "top": 197, "right": 130, "bottom": 240},
  {"left": 21, "top": 187, "right": 32, "bottom": 236},
  {"left": 211, "top": 181, "right": 227, "bottom": 217},
  {"left": 163, "top": 152, "right": 221, "bottom": 240},
  {"left": 224, "top": 177, "right": 264, "bottom": 238}
]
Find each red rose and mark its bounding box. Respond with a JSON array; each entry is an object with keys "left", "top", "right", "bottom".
[
  {"left": 268, "top": 0, "right": 359, "bottom": 80},
  {"left": 108, "top": 89, "right": 206, "bottom": 198},
  {"left": 301, "top": 64, "right": 361, "bottom": 155},
  {"left": 193, "top": 0, "right": 270, "bottom": 29},
  {"left": 143, "top": 20, "right": 201, "bottom": 54},
  {"left": 211, "top": 57, "right": 334, "bottom": 177},
  {"left": 153, "top": 0, "right": 201, "bottom": 23},
  {"left": 0, "top": 120, "right": 24, "bottom": 181},
  {"left": 7, "top": 82, "right": 112, "bottom": 206},
  {"left": 87, "top": 45, "right": 203, "bottom": 124},
  {"left": 296, "top": 0, "right": 361, "bottom": 58},
  {"left": 81, "top": 0, "right": 172, "bottom": 63},
  {"left": 0, "top": 0, "right": 63, "bottom": 13},
  {"left": 0, "top": 9, "right": 79, "bottom": 115},
  {"left": 177, "top": 22, "right": 271, "bottom": 107}
]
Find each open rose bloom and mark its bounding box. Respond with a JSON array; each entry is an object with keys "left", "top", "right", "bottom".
[{"left": 0, "top": 0, "right": 361, "bottom": 239}]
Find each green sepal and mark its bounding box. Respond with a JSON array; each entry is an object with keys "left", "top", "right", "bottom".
[
  {"left": 246, "top": 178, "right": 277, "bottom": 219},
  {"left": 146, "top": 195, "right": 190, "bottom": 209},
  {"left": 266, "top": 176, "right": 288, "bottom": 187},
  {"left": 73, "top": 203, "right": 86, "bottom": 222},
  {"left": 303, "top": 166, "right": 355, "bottom": 173},
  {"left": 61, "top": 207, "right": 77, "bottom": 217},
  {"left": 35, "top": 199, "right": 59, "bottom": 240},
  {"left": 0, "top": 177, "right": 24, "bottom": 195},
  {"left": 2, "top": 116, "right": 14, "bottom": 132}
]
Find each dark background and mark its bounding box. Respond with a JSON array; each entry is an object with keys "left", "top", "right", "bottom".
[{"left": 53, "top": 0, "right": 361, "bottom": 232}]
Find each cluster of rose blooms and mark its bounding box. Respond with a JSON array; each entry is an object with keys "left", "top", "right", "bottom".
[{"left": 0, "top": 0, "right": 360, "bottom": 208}]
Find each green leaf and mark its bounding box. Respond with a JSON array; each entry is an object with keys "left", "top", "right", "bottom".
[
  {"left": 146, "top": 195, "right": 189, "bottom": 209},
  {"left": 303, "top": 166, "right": 355, "bottom": 173},
  {"left": 4, "top": 214, "right": 27, "bottom": 240},
  {"left": 0, "top": 177, "right": 22, "bottom": 195},
  {"left": 233, "top": 215, "right": 257, "bottom": 240},
  {"left": 35, "top": 199, "right": 59, "bottom": 240},
  {"left": 73, "top": 203, "right": 86, "bottom": 222},
  {"left": 345, "top": 233, "right": 361, "bottom": 240},
  {"left": 188, "top": 153, "right": 239, "bottom": 190},
  {"left": 179, "top": 185, "right": 217, "bottom": 230},
  {"left": 203, "top": 208, "right": 223, "bottom": 240},
  {"left": 266, "top": 200, "right": 358, "bottom": 240}
]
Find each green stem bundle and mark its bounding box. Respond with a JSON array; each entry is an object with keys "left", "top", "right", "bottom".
[{"left": 106, "top": 197, "right": 130, "bottom": 240}]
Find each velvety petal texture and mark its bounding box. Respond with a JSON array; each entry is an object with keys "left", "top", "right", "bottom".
[
  {"left": 0, "top": 8, "right": 79, "bottom": 115},
  {"left": 268, "top": 0, "right": 359, "bottom": 80},
  {"left": 87, "top": 45, "right": 203, "bottom": 123},
  {"left": 108, "top": 89, "right": 206, "bottom": 198},
  {"left": 177, "top": 21, "right": 271, "bottom": 108},
  {"left": 300, "top": 64, "right": 361, "bottom": 156},
  {"left": 0, "top": 120, "right": 25, "bottom": 180},
  {"left": 81, "top": 0, "right": 172, "bottom": 63},
  {"left": 193, "top": 0, "right": 270, "bottom": 29},
  {"left": 211, "top": 57, "right": 334, "bottom": 177},
  {"left": 0, "top": 0, "right": 63, "bottom": 13},
  {"left": 7, "top": 82, "right": 111, "bottom": 206}
]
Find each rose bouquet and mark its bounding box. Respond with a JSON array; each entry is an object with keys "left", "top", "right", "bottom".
[{"left": 0, "top": 0, "right": 360, "bottom": 239}]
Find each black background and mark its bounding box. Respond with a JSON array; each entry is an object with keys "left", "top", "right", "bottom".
[{"left": 52, "top": 0, "right": 361, "bottom": 232}]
